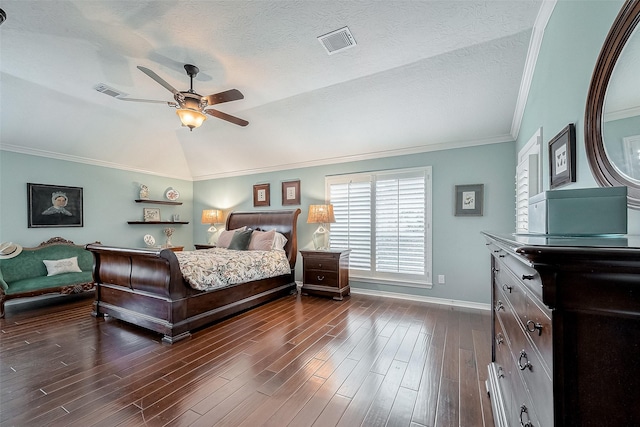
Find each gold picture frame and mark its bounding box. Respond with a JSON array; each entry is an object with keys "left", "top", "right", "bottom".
[
  {"left": 253, "top": 183, "right": 270, "bottom": 207},
  {"left": 281, "top": 180, "right": 300, "bottom": 206}
]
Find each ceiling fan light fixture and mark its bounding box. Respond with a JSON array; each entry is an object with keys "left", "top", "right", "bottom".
[{"left": 176, "top": 108, "right": 207, "bottom": 131}]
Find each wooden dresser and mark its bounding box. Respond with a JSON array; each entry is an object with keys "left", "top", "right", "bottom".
[
  {"left": 483, "top": 232, "right": 640, "bottom": 426},
  {"left": 300, "top": 249, "right": 350, "bottom": 300}
]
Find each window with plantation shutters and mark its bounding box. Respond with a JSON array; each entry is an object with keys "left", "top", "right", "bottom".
[{"left": 326, "top": 167, "right": 432, "bottom": 287}]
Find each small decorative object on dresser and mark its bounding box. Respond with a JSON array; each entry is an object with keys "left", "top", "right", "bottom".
[
  {"left": 454, "top": 184, "right": 483, "bottom": 216},
  {"left": 549, "top": 123, "right": 576, "bottom": 189},
  {"left": 163, "top": 227, "right": 175, "bottom": 247},
  {"left": 282, "top": 180, "right": 301, "bottom": 205},
  {"left": 300, "top": 249, "right": 350, "bottom": 300}
]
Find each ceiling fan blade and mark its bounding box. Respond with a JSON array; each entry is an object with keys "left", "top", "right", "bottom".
[
  {"left": 137, "top": 66, "right": 179, "bottom": 95},
  {"left": 204, "top": 89, "right": 244, "bottom": 106},
  {"left": 118, "top": 97, "right": 177, "bottom": 106},
  {"left": 205, "top": 108, "right": 249, "bottom": 127}
]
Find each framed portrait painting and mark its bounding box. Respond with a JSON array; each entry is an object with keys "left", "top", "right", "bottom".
[
  {"left": 28, "top": 183, "right": 83, "bottom": 228},
  {"left": 549, "top": 124, "right": 576, "bottom": 189},
  {"left": 282, "top": 180, "right": 301, "bottom": 206},
  {"left": 253, "top": 183, "right": 270, "bottom": 207},
  {"left": 454, "top": 184, "right": 484, "bottom": 216}
]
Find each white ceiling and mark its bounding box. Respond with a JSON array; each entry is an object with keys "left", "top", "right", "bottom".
[{"left": 0, "top": 0, "right": 549, "bottom": 181}]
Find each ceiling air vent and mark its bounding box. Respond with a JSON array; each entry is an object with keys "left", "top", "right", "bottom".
[
  {"left": 93, "top": 83, "right": 127, "bottom": 99},
  {"left": 318, "top": 26, "right": 356, "bottom": 55}
]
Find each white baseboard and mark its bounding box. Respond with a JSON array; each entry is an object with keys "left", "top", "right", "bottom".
[{"left": 350, "top": 287, "right": 491, "bottom": 311}]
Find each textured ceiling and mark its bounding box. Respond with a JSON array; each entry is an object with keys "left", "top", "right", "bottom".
[{"left": 0, "top": 0, "right": 546, "bottom": 180}]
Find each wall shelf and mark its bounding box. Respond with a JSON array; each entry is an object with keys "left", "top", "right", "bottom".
[
  {"left": 135, "top": 199, "right": 182, "bottom": 205},
  {"left": 127, "top": 221, "right": 189, "bottom": 225}
]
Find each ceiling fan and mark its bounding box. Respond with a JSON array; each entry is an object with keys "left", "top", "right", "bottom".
[{"left": 119, "top": 64, "right": 248, "bottom": 130}]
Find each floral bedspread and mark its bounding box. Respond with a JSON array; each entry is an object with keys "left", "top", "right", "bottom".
[{"left": 174, "top": 248, "right": 291, "bottom": 291}]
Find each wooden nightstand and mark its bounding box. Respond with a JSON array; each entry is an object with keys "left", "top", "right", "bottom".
[
  {"left": 194, "top": 244, "right": 216, "bottom": 250},
  {"left": 300, "top": 249, "right": 350, "bottom": 300}
]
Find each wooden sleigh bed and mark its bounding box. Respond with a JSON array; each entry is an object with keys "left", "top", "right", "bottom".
[{"left": 87, "top": 209, "right": 300, "bottom": 343}]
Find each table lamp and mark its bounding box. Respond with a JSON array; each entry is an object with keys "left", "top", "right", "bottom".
[
  {"left": 201, "top": 209, "right": 224, "bottom": 244},
  {"left": 307, "top": 204, "right": 336, "bottom": 250}
]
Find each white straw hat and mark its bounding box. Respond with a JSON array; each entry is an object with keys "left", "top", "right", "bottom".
[{"left": 0, "top": 242, "right": 23, "bottom": 259}]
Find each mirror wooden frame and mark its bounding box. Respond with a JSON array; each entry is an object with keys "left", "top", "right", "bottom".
[{"left": 585, "top": 0, "right": 640, "bottom": 209}]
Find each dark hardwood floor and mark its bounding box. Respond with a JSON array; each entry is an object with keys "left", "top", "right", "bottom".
[{"left": 0, "top": 292, "right": 494, "bottom": 427}]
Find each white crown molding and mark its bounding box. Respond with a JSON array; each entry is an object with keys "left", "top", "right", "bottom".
[
  {"left": 192, "top": 134, "right": 514, "bottom": 181},
  {"left": 3, "top": 133, "right": 514, "bottom": 182},
  {"left": 0, "top": 144, "right": 193, "bottom": 181},
  {"left": 604, "top": 105, "right": 640, "bottom": 123},
  {"left": 350, "top": 287, "right": 491, "bottom": 311},
  {"left": 510, "top": 0, "right": 557, "bottom": 140}
]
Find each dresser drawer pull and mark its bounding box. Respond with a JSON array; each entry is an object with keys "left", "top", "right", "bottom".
[
  {"left": 522, "top": 274, "right": 535, "bottom": 280},
  {"left": 492, "top": 267, "right": 500, "bottom": 273},
  {"left": 526, "top": 320, "right": 543, "bottom": 336},
  {"left": 499, "top": 254, "right": 505, "bottom": 258},
  {"left": 316, "top": 275, "right": 325, "bottom": 281},
  {"left": 497, "top": 366, "right": 505, "bottom": 378},
  {"left": 493, "top": 249, "right": 501, "bottom": 253},
  {"left": 518, "top": 350, "right": 533, "bottom": 371},
  {"left": 495, "top": 300, "right": 505, "bottom": 312},
  {"left": 496, "top": 333, "right": 505, "bottom": 345},
  {"left": 519, "top": 405, "right": 534, "bottom": 427},
  {"left": 502, "top": 284, "right": 513, "bottom": 293}
]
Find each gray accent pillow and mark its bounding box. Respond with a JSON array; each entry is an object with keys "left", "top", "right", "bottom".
[{"left": 228, "top": 229, "right": 254, "bottom": 250}]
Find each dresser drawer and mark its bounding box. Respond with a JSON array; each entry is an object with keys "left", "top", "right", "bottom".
[
  {"left": 304, "top": 269, "right": 338, "bottom": 286},
  {"left": 500, "top": 306, "right": 552, "bottom": 427}
]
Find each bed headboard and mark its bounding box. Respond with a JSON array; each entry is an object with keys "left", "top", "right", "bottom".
[{"left": 225, "top": 209, "right": 301, "bottom": 268}]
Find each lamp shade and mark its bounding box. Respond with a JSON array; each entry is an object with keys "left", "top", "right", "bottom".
[
  {"left": 176, "top": 108, "right": 207, "bottom": 130},
  {"left": 307, "top": 204, "right": 336, "bottom": 224},
  {"left": 201, "top": 209, "right": 223, "bottom": 224}
]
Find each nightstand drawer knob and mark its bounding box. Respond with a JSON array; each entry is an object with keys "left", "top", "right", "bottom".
[
  {"left": 317, "top": 275, "right": 325, "bottom": 281},
  {"left": 318, "top": 263, "right": 322, "bottom": 268},
  {"left": 519, "top": 405, "right": 534, "bottom": 427}
]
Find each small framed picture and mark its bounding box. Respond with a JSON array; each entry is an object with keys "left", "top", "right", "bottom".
[
  {"left": 282, "top": 180, "right": 301, "bottom": 206},
  {"left": 455, "top": 184, "right": 484, "bottom": 216},
  {"left": 27, "top": 183, "right": 84, "bottom": 228},
  {"left": 143, "top": 208, "right": 161, "bottom": 222},
  {"left": 253, "top": 183, "right": 270, "bottom": 207},
  {"left": 549, "top": 123, "right": 576, "bottom": 189}
]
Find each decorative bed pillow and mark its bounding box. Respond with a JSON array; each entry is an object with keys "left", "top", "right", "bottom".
[
  {"left": 272, "top": 232, "right": 288, "bottom": 250},
  {"left": 216, "top": 226, "right": 247, "bottom": 248},
  {"left": 248, "top": 229, "right": 276, "bottom": 251},
  {"left": 43, "top": 257, "right": 82, "bottom": 276},
  {"left": 228, "top": 229, "right": 254, "bottom": 250}
]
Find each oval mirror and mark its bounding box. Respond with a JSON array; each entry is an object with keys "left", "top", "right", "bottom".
[{"left": 585, "top": 0, "right": 640, "bottom": 209}]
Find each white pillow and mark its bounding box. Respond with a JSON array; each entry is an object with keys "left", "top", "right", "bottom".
[
  {"left": 43, "top": 257, "right": 82, "bottom": 276},
  {"left": 272, "top": 232, "right": 288, "bottom": 250}
]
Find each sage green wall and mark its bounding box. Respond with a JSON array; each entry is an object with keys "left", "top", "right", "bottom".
[
  {"left": 195, "top": 142, "right": 516, "bottom": 306},
  {"left": 516, "top": 0, "right": 640, "bottom": 233},
  {"left": 0, "top": 151, "right": 194, "bottom": 248}
]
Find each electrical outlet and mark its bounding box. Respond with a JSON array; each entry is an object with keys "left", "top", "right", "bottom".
[{"left": 438, "top": 275, "right": 445, "bottom": 284}]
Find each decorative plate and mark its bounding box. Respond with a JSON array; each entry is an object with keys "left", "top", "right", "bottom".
[
  {"left": 143, "top": 234, "right": 156, "bottom": 247},
  {"left": 165, "top": 188, "right": 180, "bottom": 201}
]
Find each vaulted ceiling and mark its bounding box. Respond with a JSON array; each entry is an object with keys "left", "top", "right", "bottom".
[{"left": 0, "top": 0, "right": 549, "bottom": 180}]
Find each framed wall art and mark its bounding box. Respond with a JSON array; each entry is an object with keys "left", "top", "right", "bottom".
[
  {"left": 27, "top": 183, "right": 84, "bottom": 228},
  {"left": 454, "top": 184, "right": 484, "bottom": 216},
  {"left": 549, "top": 123, "right": 576, "bottom": 189},
  {"left": 253, "top": 183, "right": 270, "bottom": 207},
  {"left": 143, "top": 208, "right": 161, "bottom": 222},
  {"left": 281, "top": 180, "right": 301, "bottom": 206}
]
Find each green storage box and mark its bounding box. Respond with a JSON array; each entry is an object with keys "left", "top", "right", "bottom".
[{"left": 528, "top": 187, "right": 627, "bottom": 235}]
